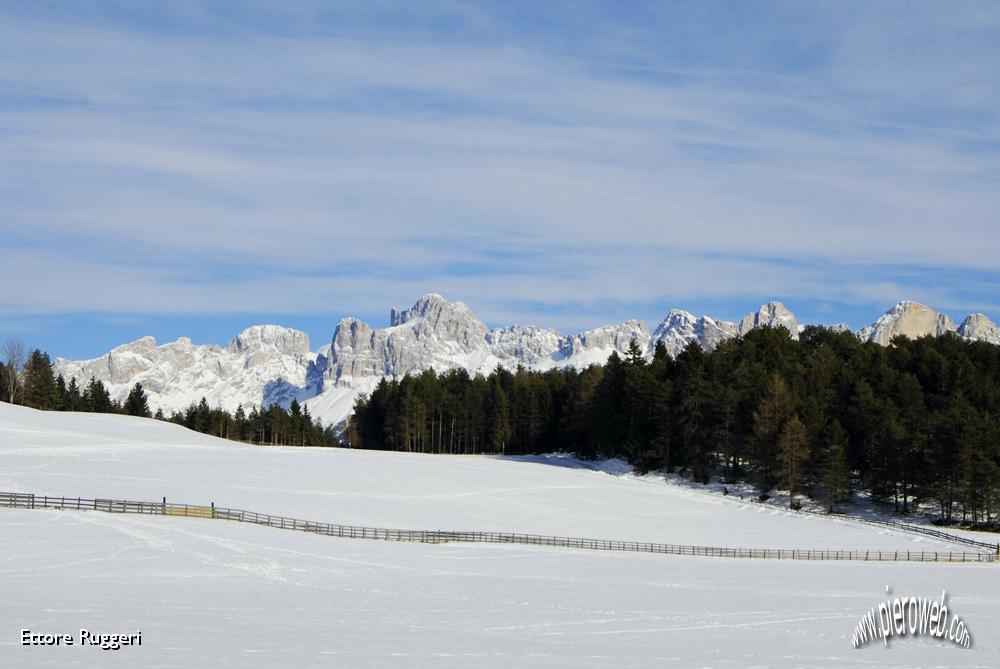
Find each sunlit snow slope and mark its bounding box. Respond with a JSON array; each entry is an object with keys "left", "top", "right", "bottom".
[{"left": 2, "top": 404, "right": 998, "bottom": 668}]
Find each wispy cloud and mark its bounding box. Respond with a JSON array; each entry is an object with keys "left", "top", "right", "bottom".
[{"left": 1, "top": 2, "right": 998, "bottom": 356}]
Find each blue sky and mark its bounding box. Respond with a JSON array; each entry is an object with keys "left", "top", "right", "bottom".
[{"left": 2, "top": 1, "right": 999, "bottom": 359}]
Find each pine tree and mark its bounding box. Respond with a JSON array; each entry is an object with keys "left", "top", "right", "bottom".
[
  {"left": 83, "top": 377, "right": 114, "bottom": 413},
  {"left": 195, "top": 397, "right": 212, "bottom": 433},
  {"left": 751, "top": 372, "right": 793, "bottom": 493},
  {"left": 626, "top": 338, "right": 645, "bottom": 366},
  {"left": 65, "top": 377, "right": 83, "bottom": 411},
  {"left": 488, "top": 376, "right": 512, "bottom": 454},
  {"left": 778, "top": 414, "right": 810, "bottom": 508},
  {"left": 55, "top": 374, "right": 68, "bottom": 410},
  {"left": 21, "top": 349, "right": 58, "bottom": 409},
  {"left": 588, "top": 352, "right": 626, "bottom": 458},
  {"left": 234, "top": 404, "right": 247, "bottom": 442},
  {"left": 821, "top": 420, "right": 851, "bottom": 512},
  {"left": 123, "top": 383, "right": 151, "bottom": 418}
]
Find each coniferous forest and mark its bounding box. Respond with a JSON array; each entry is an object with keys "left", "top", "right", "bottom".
[
  {"left": 6, "top": 327, "right": 1000, "bottom": 525},
  {"left": 349, "top": 326, "right": 1000, "bottom": 527},
  {"left": 0, "top": 348, "right": 338, "bottom": 447}
]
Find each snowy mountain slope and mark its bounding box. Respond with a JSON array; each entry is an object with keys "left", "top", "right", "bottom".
[
  {"left": 3, "top": 404, "right": 999, "bottom": 669},
  {"left": 54, "top": 295, "right": 1000, "bottom": 428}
]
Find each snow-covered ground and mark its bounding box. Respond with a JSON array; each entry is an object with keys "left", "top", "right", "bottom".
[
  {"left": 642, "top": 466, "right": 1000, "bottom": 545},
  {"left": 1, "top": 403, "right": 998, "bottom": 667}
]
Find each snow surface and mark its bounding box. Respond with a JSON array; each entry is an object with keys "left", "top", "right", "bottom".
[{"left": 2, "top": 403, "right": 998, "bottom": 667}]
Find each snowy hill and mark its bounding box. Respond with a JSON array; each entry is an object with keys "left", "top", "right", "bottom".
[
  {"left": 0, "top": 402, "right": 978, "bottom": 550},
  {"left": 2, "top": 404, "right": 998, "bottom": 668},
  {"left": 54, "top": 295, "right": 1000, "bottom": 428}
]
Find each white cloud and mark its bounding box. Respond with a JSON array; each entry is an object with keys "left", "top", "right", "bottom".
[{"left": 0, "top": 4, "right": 998, "bottom": 331}]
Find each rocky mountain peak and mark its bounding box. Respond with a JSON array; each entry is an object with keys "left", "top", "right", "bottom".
[
  {"left": 226, "top": 324, "right": 310, "bottom": 358},
  {"left": 658, "top": 309, "right": 697, "bottom": 328},
  {"left": 330, "top": 294, "right": 490, "bottom": 382},
  {"left": 486, "top": 325, "right": 566, "bottom": 366},
  {"left": 567, "top": 320, "right": 650, "bottom": 357},
  {"left": 390, "top": 293, "right": 473, "bottom": 327},
  {"left": 859, "top": 301, "right": 957, "bottom": 345},
  {"left": 110, "top": 336, "right": 158, "bottom": 354},
  {"left": 738, "top": 301, "right": 799, "bottom": 339},
  {"left": 649, "top": 310, "right": 737, "bottom": 356},
  {"left": 958, "top": 313, "right": 1000, "bottom": 345}
]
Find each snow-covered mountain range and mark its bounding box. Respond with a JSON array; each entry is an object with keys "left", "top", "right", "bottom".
[{"left": 54, "top": 296, "right": 1000, "bottom": 427}]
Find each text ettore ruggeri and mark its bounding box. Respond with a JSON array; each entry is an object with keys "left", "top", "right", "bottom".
[{"left": 21, "top": 628, "right": 142, "bottom": 650}]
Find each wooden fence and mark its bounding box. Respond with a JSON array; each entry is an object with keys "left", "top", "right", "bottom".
[
  {"left": 2, "top": 491, "right": 996, "bottom": 563},
  {"left": 798, "top": 507, "right": 997, "bottom": 551}
]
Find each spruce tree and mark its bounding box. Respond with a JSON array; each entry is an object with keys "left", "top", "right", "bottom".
[
  {"left": 55, "top": 374, "right": 68, "bottom": 410},
  {"left": 22, "top": 349, "right": 58, "bottom": 409},
  {"left": 626, "top": 338, "right": 645, "bottom": 366},
  {"left": 123, "top": 382, "right": 151, "bottom": 418},
  {"left": 234, "top": 404, "right": 247, "bottom": 441},
  {"left": 195, "top": 397, "right": 212, "bottom": 433},
  {"left": 83, "top": 377, "right": 114, "bottom": 413},
  {"left": 65, "top": 377, "right": 83, "bottom": 411}
]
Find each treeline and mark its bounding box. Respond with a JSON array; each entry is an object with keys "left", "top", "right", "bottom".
[
  {"left": 164, "top": 396, "right": 337, "bottom": 447},
  {"left": 349, "top": 327, "right": 1000, "bottom": 526},
  {"left": 1, "top": 346, "right": 337, "bottom": 447}
]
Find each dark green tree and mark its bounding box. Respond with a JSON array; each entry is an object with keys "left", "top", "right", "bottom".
[
  {"left": 123, "top": 382, "right": 151, "bottom": 418},
  {"left": 82, "top": 377, "right": 114, "bottom": 413},
  {"left": 778, "top": 414, "right": 810, "bottom": 508},
  {"left": 820, "top": 420, "right": 851, "bottom": 513},
  {"left": 21, "top": 349, "right": 59, "bottom": 409},
  {"left": 751, "top": 372, "right": 793, "bottom": 493}
]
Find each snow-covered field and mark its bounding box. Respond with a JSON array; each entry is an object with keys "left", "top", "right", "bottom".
[{"left": 1, "top": 402, "right": 998, "bottom": 667}]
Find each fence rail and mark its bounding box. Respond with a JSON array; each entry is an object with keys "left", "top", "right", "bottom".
[
  {"left": 2, "top": 491, "right": 996, "bottom": 563},
  {"left": 798, "top": 507, "right": 997, "bottom": 551}
]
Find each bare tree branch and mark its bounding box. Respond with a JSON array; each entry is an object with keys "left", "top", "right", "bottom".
[{"left": 3, "top": 339, "right": 27, "bottom": 404}]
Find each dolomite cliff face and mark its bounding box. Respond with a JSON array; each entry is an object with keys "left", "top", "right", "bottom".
[
  {"left": 858, "top": 301, "right": 957, "bottom": 345},
  {"left": 958, "top": 313, "right": 1000, "bottom": 345},
  {"left": 738, "top": 301, "right": 799, "bottom": 339},
  {"left": 325, "top": 295, "right": 647, "bottom": 385}
]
